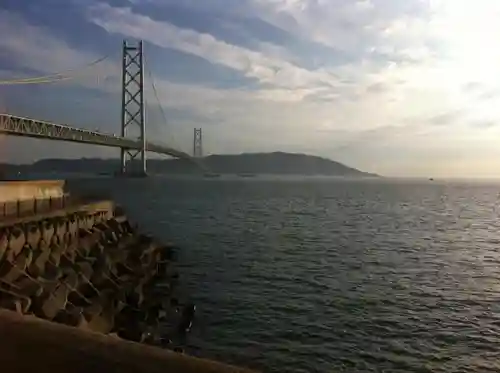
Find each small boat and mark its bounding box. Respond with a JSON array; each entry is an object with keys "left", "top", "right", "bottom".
[
  {"left": 237, "top": 173, "right": 256, "bottom": 178},
  {"left": 203, "top": 173, "right": 220, "bottom": 178}
]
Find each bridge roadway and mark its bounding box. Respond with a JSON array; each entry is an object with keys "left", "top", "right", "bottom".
[{"left": 0, "top": 114, "right": 192, "bottom": 160}]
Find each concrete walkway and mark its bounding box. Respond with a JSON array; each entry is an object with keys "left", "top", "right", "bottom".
[{"left": 0, "top": 310, "right": 258, "bottom": 373}]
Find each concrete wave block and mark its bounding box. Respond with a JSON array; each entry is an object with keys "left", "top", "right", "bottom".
[
  {"left": 108, "top": 245, "right": 129, "bottom": 265},
  {"left": 40, "top": 261, "right": 63, "bottom": 281},
  {"left": 120, "top": 220, "right": 134, "bottom": 235},
  {"left": 62, "top": 268, "right": 80, "bottom": 291},
  {"left": 93, "top": 222, "right": 108, "bottom": 233},
  {"left": 90, "top": 258, "right": 114, "bottom": 287},
  {"left": 60, "top": 232, "right": 71, "bottom": 247},
  {"left": 67, "top": 291, "right": 93, "bottom": 308},
  {"left": 0, "top": 230, "right": 8, "bottom": 263},
  {"left": 76, "top": 261, "right": 94, "bottom": 282},
  {"left": 89, "top": 242, "right": 105, "bottom": 259},
  {"left": 66, "top": 235, "right": 78, "bottom": 253},
  {"left": 41, "top": 283, "right": 69, "bottom": 320},
  {"left": 82, "top": 216, "right": 93, "bottom": 230},
  {"left": 77, "top": 230, "right": 102, "bottom": 257},
  {"left": 126, "top": 283, "right": 144, "bottom": 308},
  {"left": 85, "top": 216, "right": 95, "bottom": 230},
  {"left": 7, "top": 227, "right": 26, "bottom": 262},
  {"left": 49, "top": 243, "right": 65, "bottom": 267},
  {"left": 68, "top": 217, "right": 78, "bottom": 238},
  {"left": 49, "top": 234, "right": 60, "bottom": 248},
  {"left": 78, "top": 228, "right": 91, "bottom": 239},
  {"left": 94, "top": 213, "right": 105, "bottom": 225},
  {"left": 1, "top": 247, "right": 33, "bottom": 284},
  {"left": 107, "top": 219, "right": 122, "bottom": 233},
  {"left": 65, "top": 233, "right": 75, "bottom": 251},
  {"left": 13, "top": 276, "right": 44, "bottom": 298},
  {"left": 60, "top": 250, "right": 76, "bottom": 267},
  {"left": 86, "top": 307, "right": 115, "bottom": 334},
  {"left": 28, "top": 246, "right": 52, "bottom": 278},
  {"left": 41, "top": 221, "right": 55, "bottom": 245},
  {"left": 107, "top": 230, "right": 119, "bottom": 244},
  {"left": 37, "top": 238, "right": 50, "bottom": 251},
  {"left": 115, "top": 262, "right": 135, "bottom": 277},
  {"left": 0, "top": 288, "right": 31, "bottom": 314},
  {"left": 100, "top": 288, "right": 127, "bottom": 310},
  {"left": 75, "top": 216, "right": 85, "bottom": 231},
  {"left": 26, "top": 224, "right": 42, "bottom": 249},
  {"left": 115, "top": 235, "right": 140, "bottom": 251},
  {"left": 64, "top": 269, "right": 93, "bottom": 307},
  {"left": 35, "top": 278, "right": 59, "bottom": 298},
  {"left": 83, "top": 302, "right": 102, "bottom": 320},
  {"left": 55, "top": 220, "right": 67, "bottom": 242},
  {"left": 53, "top": 307, "right": 84, "bottom": 327}
]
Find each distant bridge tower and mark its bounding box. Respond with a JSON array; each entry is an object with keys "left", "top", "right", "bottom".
[
  {"left": 120, "top": 40, "right": 147, "bottom": 176},
  {"left": 193, "top": 128, "right": 203, "bottom": 158}
]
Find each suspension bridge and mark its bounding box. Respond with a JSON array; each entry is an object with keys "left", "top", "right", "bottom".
[{"left": 0, "top": 40, "right": 201, "bottom": 177}]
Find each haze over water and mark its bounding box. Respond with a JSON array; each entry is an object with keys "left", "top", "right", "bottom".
[{"left": 68, "top": 176, "right": 500, "bottom": 372}]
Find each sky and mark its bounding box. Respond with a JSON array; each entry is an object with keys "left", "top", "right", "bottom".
[{"left": 1, "top": 0, "right": 500, "bottom": 177}]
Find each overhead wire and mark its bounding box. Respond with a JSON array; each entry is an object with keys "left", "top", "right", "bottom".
[
  {"left": 146, "top": 67, "right": 179, "bottom": 150},
  {"left": 0, "top": 55, "right": 109, "bottom": 85}
]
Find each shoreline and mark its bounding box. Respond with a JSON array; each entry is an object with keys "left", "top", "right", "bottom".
[{"left": 0, "top": 180, "right": 258, "bottom": 372}]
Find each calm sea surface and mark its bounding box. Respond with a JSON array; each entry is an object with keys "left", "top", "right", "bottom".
[{"left": 65, "top": 176, "right": 500, "bottom": 372}]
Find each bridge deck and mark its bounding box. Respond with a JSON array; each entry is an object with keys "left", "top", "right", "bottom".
[{"left": 0, "top": 114, "right": 191, "bottom": 160}]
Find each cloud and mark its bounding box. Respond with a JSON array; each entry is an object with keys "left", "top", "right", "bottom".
[
  {"left": 472, "top": 120, "right": 497, "bottom": 129},
  {"left": 428, "top": 110, "right": 463, "bottom": 126},
  {"left": 87, "top": 3, "right": 352, "bottom": 94},
  {"left": 244, "top": 0, "right": 433, "bottom": 60},
  {"left": 5, "top": 1, "right": 500, "bottom": 176}
]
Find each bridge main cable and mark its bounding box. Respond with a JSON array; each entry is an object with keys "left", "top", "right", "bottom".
[{"left": 0, "top": 55, "right": 109, "bottom": 85}]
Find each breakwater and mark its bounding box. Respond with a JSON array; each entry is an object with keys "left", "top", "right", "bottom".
[{"left": 0, "top": 180, "right": 257, "bottom": 372}]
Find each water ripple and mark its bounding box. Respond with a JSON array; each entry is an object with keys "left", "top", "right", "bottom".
[{"left": 68, "top": 177, "right": 500, "bottom": 372}]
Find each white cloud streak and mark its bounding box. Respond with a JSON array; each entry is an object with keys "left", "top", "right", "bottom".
[{"left": 87, "top": 3, "right": 352, "bottom": 95}]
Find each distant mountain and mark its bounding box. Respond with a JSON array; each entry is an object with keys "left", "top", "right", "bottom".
[
  {"left": 0, "top": 152, "right": 378, "bottom": 177},
  {"left": 203, "top": 152, "right": 377, "bottom": 176}
]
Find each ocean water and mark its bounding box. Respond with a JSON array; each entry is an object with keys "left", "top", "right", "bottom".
[{"left": 66, "top": 176, "right": 500, "bottom": 372}]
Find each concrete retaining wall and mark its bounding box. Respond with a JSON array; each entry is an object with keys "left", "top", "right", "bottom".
[
  {"left": 0, "top": 181, "right": 68, "bottom": 219},
  {"left": 0, "top": 180, "right": 65, "bottom": 203}
]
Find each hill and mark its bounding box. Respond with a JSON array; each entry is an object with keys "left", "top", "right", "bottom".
[
  {"left": 0, "top": 152, "right": 378, "bottom": 177},
  {"left": 203, "top": 152, "right": 377, "bottom": 176}
]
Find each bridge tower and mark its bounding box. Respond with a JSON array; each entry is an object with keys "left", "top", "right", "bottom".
[
  {"left": 193, "top": 128, "right": 203, "bottom": 158},
  {"left": 120, "top": 40, "right": 147, "bottom": 176}
]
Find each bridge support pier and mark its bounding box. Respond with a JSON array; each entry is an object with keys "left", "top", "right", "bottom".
[{"left": 120, "top": 40, "right": 147, "bottom": 177}]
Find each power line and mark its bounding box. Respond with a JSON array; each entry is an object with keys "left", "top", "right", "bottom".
[{"left": 0, "top": 55, "right": 109, "bottom": 85}]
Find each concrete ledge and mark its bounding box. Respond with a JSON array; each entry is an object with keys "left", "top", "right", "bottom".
[
  {"left": 0, "top": 200, "right": 114, "bottom": 228},
  {"left": 0, "top": 310, "right": 258, "bottom": 373},
  {"left": 0, "top": 180, "right": 65, "bottom": 203},
  {"left": 0, "top": 180, "right": 74, "bottom": 220}
]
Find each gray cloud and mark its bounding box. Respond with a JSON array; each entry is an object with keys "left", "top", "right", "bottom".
[
  {"left": 470, "top": 120, "right": 497, "bottom": 129},
  {"left": 428, "top": 110, "right": 463, "bottom": 126}
]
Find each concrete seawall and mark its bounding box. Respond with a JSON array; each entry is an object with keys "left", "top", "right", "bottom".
[
  {"left": 0, "top": 309, "right": 256, "bottom": 373},
  {"left": 0, "top": 181, "right": 258, "bottom": 372},
  {"left": 0, "top": 180, "right": 66, "bottom": 203}
]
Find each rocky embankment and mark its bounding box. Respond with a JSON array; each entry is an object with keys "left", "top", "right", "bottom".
[{"left": 0, "top": 205, "right": 185, "bottom": 350}]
